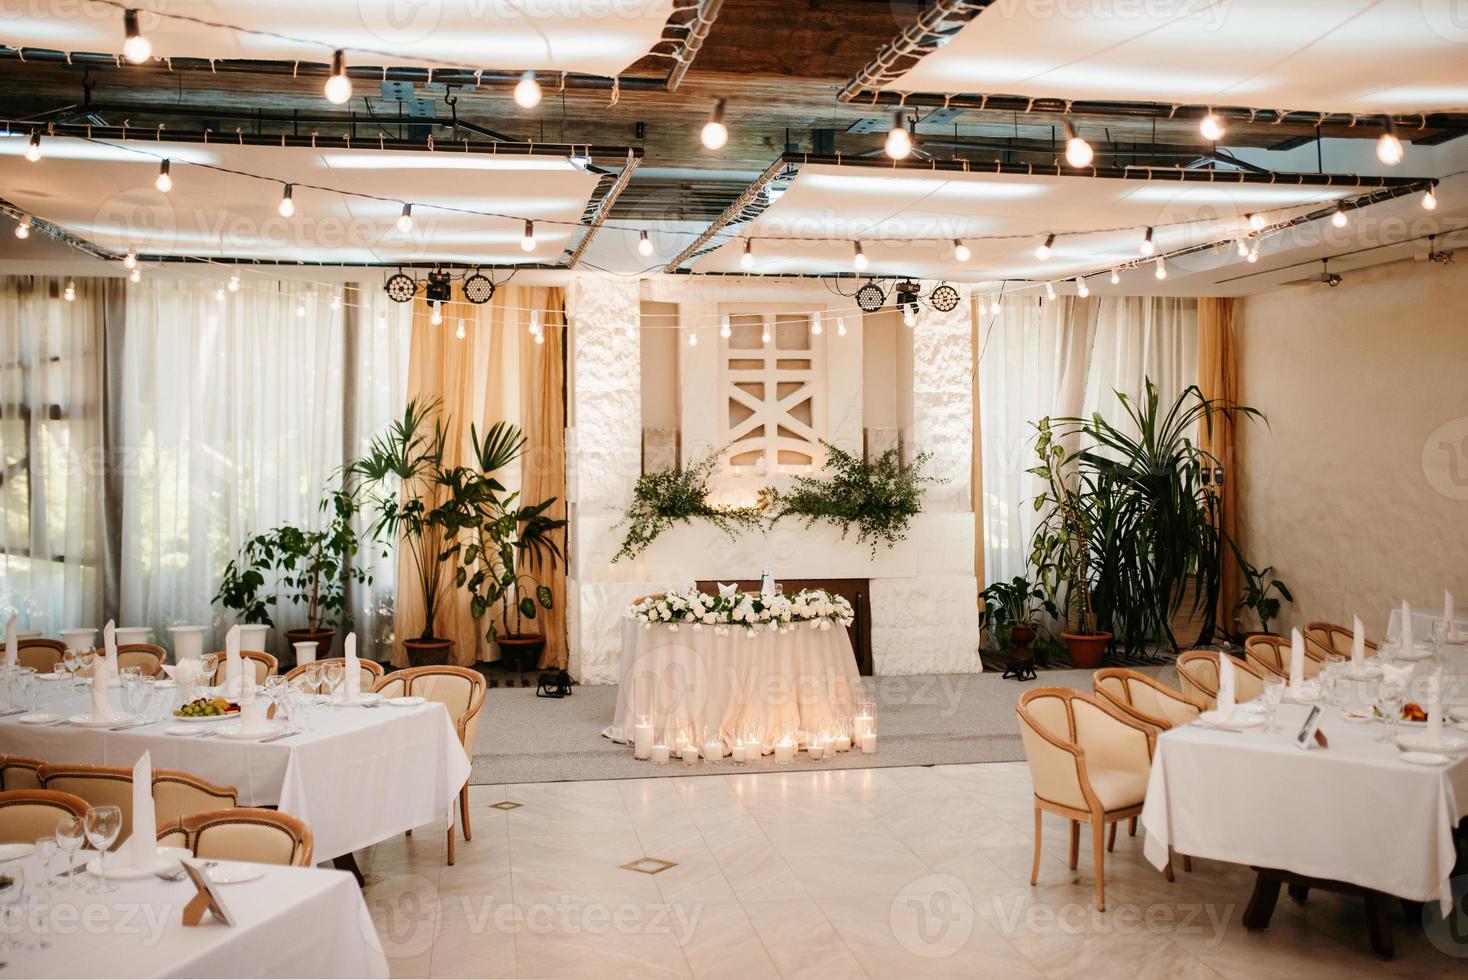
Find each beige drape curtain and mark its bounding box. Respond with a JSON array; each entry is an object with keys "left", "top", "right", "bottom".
[
  {"left": 392, "top": 285, "right": 567, "bottom": 668},
  {"left": 1197, "top": 297, "right": 1241, "bottom": 632}
]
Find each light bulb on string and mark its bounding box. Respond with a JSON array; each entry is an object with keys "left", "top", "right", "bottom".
[
  {"left": 155, "top": 159, "right": 172, "bottom": 192},
  {"left": 1236, "top": 237, "right": 1250, "bottom": 258},
  {"left": 520, "top": 220, "right": 536, "bottom": 253},
  {"left": 1035, "top": 233, "right": 1054, "bottom": 260},
  {"left": 14, "top": 214, "right": 31, "bottom": 239},
  {"left": 902, "top": 305, "right": 917, "bottom": 328},
  {"left": 852, "top": 241, "right": 867, "bottom": 272},
  {"left": 1199, "top": 110, "right": 1226, "bottom": 142},
  {"left": 1422, "top": 183, "right": 1438, "bottom": 211},
  {"left": 1062, "top": 120, "right": 1093, "bottom": 168},
  {"left": 638, "top": 230, "right": 654, "bottom": 257},
  {"left": 1376, "top": 119, "right": 1403, "bottom": 165},
  {"left": 720, "top": 315, "right": 731, "bottom": 339},
  {"left": 761, "top": 325, "right": 771, "bottom": 344},
  {"left": 701, "top": 98, "right": 728, "bottom": 150},
  {"left": 811, "top": 312, "right": 823, "bottom": 336},
  {"left": 740, "top": 238, "right": 755, "bottom": 270},
  {"left": 514, "top": 71, "right": 542, "bottom": 109},
  {"left": 1044, "top": 281, "right": 1056, "bottom": 301},
  {"left": 687, "top": 329, "right": 698, "bottom": 347},
  {"left": 123, "top": 251, "right": 137, "bottom": 270},
  {"left": 430, "top": 304, "right": 442, "bottom": 326},
  {"left": 215, "top": 287, "right": 225, "bottom": 302},
  {"left": 330, "top": 293, "right": 342, "bottom": 311},
  {"left": 1154, "top": 256, "right": 1167, "bottom": 280},
  {"left": 1075, "top": 276, "right": 1089, "bottom": 298},
  {"left": 397, "top": 204, "right": 412, "bottom": 232},
  {"left": 1331, "top": 205, "right": 1348, "bottom": 228},
  {"left": 295, "top": 301, "right": 306, "bottom": 318},
  {"left": 1139, "top": 226, "right": 1155, "bottom": 256},
  {"left": 278, "top": 184, "right": 295, "bottom": 217},
  {"left": 952, "top": 239, "right": 970, "bottom": 262},
  {"left": 227, "top": 272, "right": 241, "bottom": 292},
  {"left": 324, "top": 50, "right": 353, "bottom": 105},
  {"left": 1109, "top": 268, "right": 1120, "bottom": 285},
  {"left": 122, "top": 8, "right": 151, "bottom": 64},
  {"left": 129, "top": 267, "right": 141, "bottom": 283},
  {"left": 1247, "top": 212, "right": 1265, "bottom": 232},
  {"left": 976, "top": 296, "right": 988, "bottom": 317},
  {"left": 529, "top": 310, "right": 540, "bottom": 339},
  {"left": 836, "top": 318, "right": 847, "bottom": 337},
  {"left": 456, "top": 318, "right": 466, "bottom": 340},
  {"left": 1247, "top": 243, "right": 1260, "bottom": 263},
  {"left": 64, "top": 280, "right": 76, "bottom": 302},
  {"left": 884, "top": 111, "right": 912, "bottom": 160},
  {"left": 25, "top": 132, "right": 41, "bottom": 162}
]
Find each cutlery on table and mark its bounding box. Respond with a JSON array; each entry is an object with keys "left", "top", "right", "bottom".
[{"left": 258, "top": 731, "right": 297, "bottom": 744}]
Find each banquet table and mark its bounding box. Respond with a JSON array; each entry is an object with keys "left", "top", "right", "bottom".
[
  {"left": 4, "top": 854, "right": 387, "bottom": 978},
  {"left": 1140, "top": 701, "right": 1468, "bottom": 915},
  {"left": 0, "top": 685, "right": 471, "bottom": 861},
  {"left": 603, "top": 619, "right": 863, "bottom": 753}
]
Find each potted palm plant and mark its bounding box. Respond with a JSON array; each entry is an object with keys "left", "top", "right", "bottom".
[
  {"left": 436, "top": 422, "right": 566, "bottom": 672},
  {"left": 979, "top": 575, "right": 1054, "bottom": 660},
  {"left": 351, "top": 399, "right": 454, "bottom": 666}
]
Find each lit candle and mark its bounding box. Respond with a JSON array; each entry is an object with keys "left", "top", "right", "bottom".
[
  {"left": 834, "top": 733, "right": 852, "bottom": 753},
  {"left": 633, "top": 720, "right": 654, "bottom": 760},
  {"left": 819, "top": 732, "right": 835, "bottom": 756},
  {"left": 861, "top": 731, "right": 877, "bottom": 754},
  {"left": 854, "top": 713, "right": 873, "bottom": 737},
  {"left": 774, "top": 737, "right": 795, "bottom": 764},
  {"left": 703, "top": 737, "right": 723, "bottom": 763},
  {"left": 681, "top": 742, "right": 700, "bottom": 766},
  {"left": 807, "top": 742, "right": 824, "bottom": 762},
  {"left": 651, "top": 743, "right": 670, "bottom": 765},
  {"left": 731, "top": 740, "right": 745, "bottom": 763}
]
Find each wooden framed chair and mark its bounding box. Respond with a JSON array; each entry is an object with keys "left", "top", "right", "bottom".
[
  {"left": 1244, "top": 634, "right": 1322, "bottom": 680},
  {"left": 1176, "top": 650, "right": 1268, "bottom": 709},
  {"left": 207, "top": 650, "right": 279, "bottom": 686},
  {"left": 159, "top": 808, "right": 314, "bottom": 867},
  {"left": 117, "top": 643, "right": 167, "bottom": 677},
  {"left": 39, "top": 764, "right": 239, "bottom": 845},
  {"left": 0, "top": 754, "right": 44, "bottom": 791},
  {"left": 0, "top": 789, "right": 89, "bottom": 843},
  {"left": 17, "top": 638, "right": 65, "bottom": 673},
  {"left": 284, "top": 657, "right": 384, "bottom": 694},
  {"left": 1304, "top": 622, "right": 1377, "bottom": 659},
  {"left": 373, "top": 664, "right": 485, "bottom": 865},
  {"left": 1092, "top": 668, "right": 1204, "bottom": 730},
  {"left": 1017, "top": 688, "right": 1160, "bottom": 911},
  {"left": 152, "top": 770, "right": 239, "bottom": 827}
]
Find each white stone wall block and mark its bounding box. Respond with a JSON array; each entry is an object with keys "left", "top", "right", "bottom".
[
  {"left": 910, "top": 282, "right": 973, "bottom": 513},
  {"left": 870, "top": 575, "right": 981, "bottom": 675}
]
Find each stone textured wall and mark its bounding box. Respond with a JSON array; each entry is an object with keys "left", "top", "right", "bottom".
[{"left": 910, "top": 281, "right": 973, "bottom": 513}]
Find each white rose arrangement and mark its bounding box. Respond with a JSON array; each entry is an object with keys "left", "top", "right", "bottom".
[{"left": 626, "top": 588, "right": 854, "bottom": 637}]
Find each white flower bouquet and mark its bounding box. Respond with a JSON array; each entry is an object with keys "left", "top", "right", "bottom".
[{"left": 626, "top": 587, "right": 854, "bottom": 637}]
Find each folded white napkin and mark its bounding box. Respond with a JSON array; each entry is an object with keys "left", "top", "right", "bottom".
[
  {"left": 99, "top": 620, "right": 120, "bottom": 687},
  {"left": 222, "top": 625, "right": 242, "bottom": 697},
  {"left": 122, "top": 752, "right": 161, "bottom": 869},
  {"left": 1351, "top": 615, "right": 1366, "bottom": 674},
  {"left": 1401, "top": 599, "right": 1414, "bottom": 654},
  {"left": 1425, "top": 670, "right": 1444, "bottom": 748},
  {"left": 717, "top": 582, "right": 738, "bottom": 599},
  {"left": 237, "top": 668, "right": 270, "bottom": 734},
  {"left": 161, "top": 659, "right": 204, "bottom": 685},
  {"left": 89, "top": 668, "right": 123, "bottom": 722},
  {"left": 1217, "top": 652, "right": 1236, "bottom": 715},
  {"left": 341, "top": 632, "right": 361, "bottom": 704},
  {"left": 1379, "top": 662, "right": 1413, "bottom": 694},
  {"left": 1289, "top": 627, "right": 1306, "bottom": 697},
  {"left": 4, "top": 613, "right": 15, "bottom": 670}
]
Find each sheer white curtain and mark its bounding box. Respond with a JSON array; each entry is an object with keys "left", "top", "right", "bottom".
[
  {"left": 0, "top": 277, "right": 112, "bottom": 632},
  {"left": 119, "top": 278, "right": 410, "bottom": 655},
  {"left": 1083, "top": 297, "right": 1199, "bottom": 434}
]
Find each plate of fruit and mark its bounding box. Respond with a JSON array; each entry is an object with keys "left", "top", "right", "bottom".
[
  {"left": 1373, "top": 702, "right": 1428, "bottom": 726},
  {"left": 172, "top": 697, "right": 241, "bottom": 721}
]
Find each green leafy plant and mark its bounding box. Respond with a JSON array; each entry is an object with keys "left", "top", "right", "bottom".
[
  {"left": 979, "top": 575, "right": 1056, "bottom": 649},
  {"left": 614, "top": 449, "right": 764, "bottom": 562},
  {"left": 1234, "top": 555, "right": 1292, "bottom": 635},
  {"left": 214, "top": 487, "right": 371, "bottom": 632},
  {"left": 764, "top": 442, "right": 938, "bottom": 557},
  {"left": 1029, "top": 418, "right": 1101, "bottom": 636},
  {"left": 433, "top": 421, "right": 567, "bottom": 642}
]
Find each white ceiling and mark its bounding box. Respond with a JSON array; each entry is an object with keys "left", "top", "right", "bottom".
[
  {"left": 890, "top": 0, "right": 1468, "bottom": 114},
  {"left": 0, "top": 134, "right": 602, "bottom": 264},
  {"left": 4, "top": 0, "right": 677, "bottom": 77}
]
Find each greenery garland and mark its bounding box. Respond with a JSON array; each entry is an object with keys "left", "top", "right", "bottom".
[{"left": 613, "top": 450, "right": 764, "bottom": 562}]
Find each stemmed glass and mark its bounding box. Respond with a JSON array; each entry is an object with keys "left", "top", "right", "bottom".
[
  {"left": 199, "top": 653, "right": 219, "bottom": 688},
  {"left": 54, "top": 815, "right": 85, "bottom": 889},
  {"left": 83, "top": 805, "right": 122, "bottom": 894},
  {"left": 322, "top": 662, "right": 344, "bottom": 704},
  {"left": 1431, "top": 618, "right": 1449, "bottom": 655},
  {"left": 0, "top": 869, "right": 24, "bottom": 952},
  {"left": 61, "top": 649, "right": 82, "bottom": 691},
  {"left": 1375, "top": 684, "right": 1404, "bottom": 744},
  {"left": 1262, "top": 679, "right": 1285, "bottom": 733}
]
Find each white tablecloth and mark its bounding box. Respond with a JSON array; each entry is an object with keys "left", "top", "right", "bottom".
[
  {"left": 603, "top": 619, "right": 863, "bottom": 752},
  {"left": 1140, "top": 702, "right": 1468, "bottom": 910},
  {"left": 6, "top": 855, "right": 387, "bottom": 978},
  {"left": 0, "top": 687, "right": 471, "bottom": 861}
]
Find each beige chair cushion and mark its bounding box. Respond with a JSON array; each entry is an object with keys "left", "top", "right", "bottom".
[{"left": 1086, "top": 767, "right": 1148, "bottom": 811}]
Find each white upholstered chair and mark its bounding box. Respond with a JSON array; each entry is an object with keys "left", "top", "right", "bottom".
[
  {"left": 1175, "top": 651, "right": 1268, "bottom": 709},
  {"left": 159, "top": 808, "right": 313, "bottom": 867},
  {"left": 1092, "top": 668, "right": 1204, "bottom": 730},
  {"left": 0, "top": 789, "right": 89, "bottom": 844}
]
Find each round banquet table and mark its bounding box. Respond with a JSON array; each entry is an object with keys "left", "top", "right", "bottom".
[{"left": 602, "top": 618, "right": 863, "bottom": 755}]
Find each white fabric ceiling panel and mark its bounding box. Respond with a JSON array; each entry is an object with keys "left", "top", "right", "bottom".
[
  {"left": 0, "top": 136, "right": 601, "bottom": 264},
  {"left": 692, "top": 164, "right": 1353, "bottom": 280},
  {"left": 888, "top": 0, "right": 1468, "bottom": 114},
  {"left": 5, "top": 1, "right": 677, "bottom": 77}
]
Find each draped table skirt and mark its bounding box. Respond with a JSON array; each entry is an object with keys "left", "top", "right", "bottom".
[{"left": 602, "top": 619, "right": 864, "bottom": 755}]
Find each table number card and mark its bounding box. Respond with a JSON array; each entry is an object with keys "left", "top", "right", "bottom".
[
  {"left": 181, "top": 859, "right": 235, "bottom": 927},
  {"left": 1293, "top": 705, "right": 1328, "bottom": 750}
]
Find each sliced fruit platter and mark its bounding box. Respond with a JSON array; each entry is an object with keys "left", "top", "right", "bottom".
[{"left": 172, "top": 696, "right": 241, "bottom": 721}]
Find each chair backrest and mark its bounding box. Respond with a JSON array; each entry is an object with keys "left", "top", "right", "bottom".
[
  {"left": 176, "top": 808, "right": 314, "bottom": 866},
  {"left": 373, "top": 672, "right": 407, "bottom": 699},
  {"left": 0, "top": 754, "right": 44, "bottom": 791},
  {"left": 1016, "top": 688, "right": 1088, "bottom": 812},
  {"left": 1176, "top": 651, "right": 1268, "bottom": 708},
  {"left": 152, "top": 769, "right": 239, "bottom": 827},
  {"left": 117, "top": 644, "right": 166, "bottom": 677},
  {"left": 1244, "top": 635, "right": 1318, "bottom": 679},
  {"left": 1092, "top": 668, "right": 1201, "bottom": 729},
  {"left": 283, "top": 657, "right": 383, "bottom": 694},
  {"left": 17, "top": 638, "right": 64, "bottom": 673},
  {"left": 0, "top": 789, "right": 89, "bottom": 844},
  {"left": 375, "top": 665, "right": 486, "bottom": 747},
  {"left": 1304, "top": 622, "right": 1376, "bottom": 659},
  {"left": 208, "top": 650, "right": 279, "bottom": 686},
  {"left": 38, "top": 764, "right": 137, "bottom": 843}
]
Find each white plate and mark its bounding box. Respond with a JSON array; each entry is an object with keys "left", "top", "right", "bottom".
[
  {"left": 206, "top": 862, "right": 264, "bottom": 884},
  {"left": 215, "top": 723, "right": 281, "bottom": 740},
  {"left": 17, "top": 712, "right": 60, "bottom": 725},
  {"left": 1400, "top": 751, "right": 1451, "bottom": 766},
  {"left": 1396, "top": 733, "right": 1468, "bottom": 753},
  {"left": 1394, "top": 645, "right": 1436, "bottom": 662},
  {"left": 357, "top": 693, "right": 383, "bottom": 707},
  {"left": 387, "top": 696, "right": 425, "bottom": 707},
  {"left": 0, "top": 843, "right": 36, "bottom": 862},
  {"left": 1449, "top": 707, "right": 1468, "bottom": 724},
  {"left": 36, "top": 672, "right": 62, "bottom": 682},
  {"left": 1340, "top": 711, "right": 1373, "bottom": 724},
  {"left": 86, "top": 847, "right": 191, "bottom": 880},
  {"left": 1197, "top": 710, "right": 1264, "bottom": 731},
  {"left": 67, "top": 713, "right": 135, "bottom": 728}
]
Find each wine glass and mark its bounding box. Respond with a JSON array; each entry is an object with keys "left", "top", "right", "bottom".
[
  {"left": 54, "top": 815, "right": 85, "bottom": 889},
  {"left": 83, "top": 805, "right": 122, "bottom": 894},
  {"left": 1375, "top": 684, "right": 1404, "bottom": 744},
  {"left": 0, "top": 868, "right": 24, "bottom": 952},
  {"left": 304, "top": 663, "right": 323, "bottom": 696},
  {"left": 1262, "top": 679, "right": 1285, "bottom": 733},
  {"left": 1431, "top": 618, "right": 1448, "bottom": 654},
  {"left": 33, "top": 837, "right": 58, "bottom": 898},
  {"left": 322, "top": 662, "right": 344, "bottom": 703},
  {"left": 61, "top": 649, "right": 81, "bottom": 691}
]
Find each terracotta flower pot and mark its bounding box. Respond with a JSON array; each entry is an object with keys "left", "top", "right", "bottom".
[
  {"left": 404, "top": 637, "right": 453, "bottom": 667},
  {"left": 497, "top": 634, "right": 545, "bottom": 673},
  {"left": 1010, "top": 624, "right": 1037, "bottom": 648},
  {"left": 285, "top": 628, "right": 335, "bottom": 666},
  {"left": 1062, "top": 631, "right": 1112, "bottom": 669}
]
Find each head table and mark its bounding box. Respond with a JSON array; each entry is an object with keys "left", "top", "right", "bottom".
[
  {"left": 0, "top": 683, "right": 471, "bottom": 862},
  {"left": 1, "top": 853, "right": 387, "bottom": 978}
]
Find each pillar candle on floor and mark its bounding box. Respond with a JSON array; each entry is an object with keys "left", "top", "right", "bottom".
[
  {"left": 703, "top": 737, "right": 722, "bottom": 762},
  {"left": 861, "top": 731, "right": 877, "bottom": 754},
  {"left": 633, "top": 721, "right": 654, "bottom": 760},
  {"left": 651, "top": 743, "right": 670, "bottom": 765},
  {"left": 774, "top": 737, "right": 795, "bottom": 764}
]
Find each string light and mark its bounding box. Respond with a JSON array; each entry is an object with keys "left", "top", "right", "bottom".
[
  {"left": 227, "top": 272, "right": 241, "bottom": 292},
  {"left": 25, "top": 132, "right": 41, "bottom": 162},
  {"left": 529, "top": 310, "right": 542, "bottom": 345},
  {"left": 330, "top": 292, "right": 342, "bottom": 311},
  {"left": 1043, "top": 281, "right": 1056, "bottom": 300},
  {"left": 1109, "top": 268, "right": 1120, "bottom": 285},
  {"left": 885, "top": 111, "right": 913, "bottom": 160},
  {"left": 836, "top": 318, "right": 847, "bottom": 337},
  {"left": 1235, "top": 238, "right": 1250, "bottom": 258},
  {"left": 687, "top": 329, "right": 698, "bottom": 347},
  {"left": 902, "top": 305, "right": 917, "bottom": 328},
  {"left": 456, "top": 317, "right": 466, "bottom": 340},
  {"left": 1075, "top": 276, "right": 1089, "bottom": 298},
  {"left": 64, "top": 280, "right": 76, "bottom": 302},
  {"left": 740, "top": 238, "right": 754, "bottom": 270},
  {"left": 324, "top": 50, "right": 353, "bottom": 105},
  {"left": 1062, "top": 120, "right": 1093, "bottom": 168},
  {"left": 852, "top": 241, "right": 868, "bottom": 272},
  {"left": 1247, "top": 243, "right": 1260, "bottom": 263},
  {"left": 1139, "top": 226, "right": 1155, "bottom": 256},
  {"left": 1035, "top": 233, "right": 1054, "bottom": 260},
  {"left": 215, "top": 286, "right": 225, "bottom": 302},
  {"left": 1331, "top": 205, "right": 1348, "bottom": 228},
  {"left": 122, "top": 8, "right": 151, "bottom": 64},
  {"left": 123, "top": 251, "right": 137, "bottom": 269},
  {"left": 397, "top": 203, "right": 412, "bottom": 232},
  {"left": 638, "top": 230, "right": 654, "bottom": 257},
  {"left": 155, "top": 158, "right": 172, "bottom": 192},
  {"left": 1154, "top": 256, "right": 1167, "bottom": 280},
  {"left": 720, "top": 315, "right": 731, "bottom": 339},
  {"left": 1199, "top": 110, "right": 1225, "bottom": 142},
  {"left": 520, "top": 220, "right": 536, "bottom": 252},
  {"left": 278, "top": 184, "right": 295, "bottom": 218},
  {"left": 1423, "top": 182, "right": 1438, "bottom": 211},
  {"left": 1376, "top": 119, "right": 1403, "bottom": 165},
  {"left": 295, "top": 300, "right": 306, "bottom": 318},
  {"left": 129, "top": 267, "right": 141, "bottom": 283},
  {"left": 1247, "top": 212, "right": 1265, "bottom": 232},
  {"left": 761, "top": 325, "right": 771, "bottom": 344},
  {"left": 701, "top": 98, "right": 728, "bottom": 150},
  {"left": 514, "top": 71, "right": 542, "bottom": 109},
  {"left": 430, "top": 304, "right": 442, "bottom": 325},
  {"left": 952, "top": 239, "right": 970, "bottom": 262},
  {"left": 811, "top": 312, "right": 823, "bottom": 335},
  {"left": 14, "top": 214, "right": 30, "bottom": 239}
]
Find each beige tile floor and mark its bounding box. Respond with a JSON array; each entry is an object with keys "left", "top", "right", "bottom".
[{"left": 359, "top": 763, "right": 1466, "bottom": 979}]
